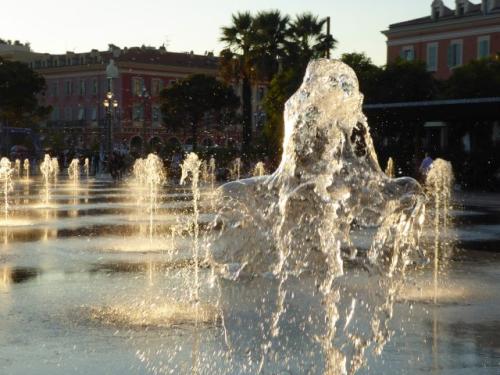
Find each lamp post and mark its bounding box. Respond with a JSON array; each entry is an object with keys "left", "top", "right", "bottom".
[
  {"left": 139, "top": 87, "right": 150, "bottom": 156},
  {"left": 103, "top": 92, "right": 118, "bottom": 159},
  {"left": 102, "top": 60, "right": 119, "bottom": 171}
]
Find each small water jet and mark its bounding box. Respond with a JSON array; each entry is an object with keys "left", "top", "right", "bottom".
[
  {"left": 68, "top": 159, "right": 80, "bottom": 187},
  {"left": 40, "top": 154, "right": 54, "bottom": 206},
  {"left": 14, "top": 159, "right": 21, "bottom": 179},
  {"left": 23, "top": 159, "right": 30, "bottom": 181},
  {"left": 132, "top": 154, "right": 166, "bottom": 284},
  {"left": 208, "top": 157, "right": 216, "bottom": 190},
  {"left": 84, "top": 158, "right": 90, "bottom": 179},
  {"left": 180, "top": 152, "right": 203, "bottom": 307},
  {"left": 229, "top": 157, "right": 241, "bottom": 181},
  {"left": 426, "top": 158, "right": 454, "bottom": 304},
  {"left": 253, "top": 161, "right": 267, "bottom": 177},
  {"left": 51, "top": 157, "right": 60, "bottom": 183},
  {"left": 0, "top": 158, "right": 14, "bottom": 221},
  {"left": 385, "top": 157, "right": 395, "bottom": 178}
]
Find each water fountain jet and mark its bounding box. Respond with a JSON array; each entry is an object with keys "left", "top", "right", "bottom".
[{"left": 211, "top": 59, "right": 427, "bottom": 374}]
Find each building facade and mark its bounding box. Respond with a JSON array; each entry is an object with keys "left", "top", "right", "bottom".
[
  {"left": 384, "top": 0, "right": 500, "bottom": 79},
  {"left": 1, "top": 44, "right": 268, "bottom": 154}
]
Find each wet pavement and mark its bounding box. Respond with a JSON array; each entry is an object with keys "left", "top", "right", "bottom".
[{"left": 0, "top": 177, "right": 499, "bottom": 374}]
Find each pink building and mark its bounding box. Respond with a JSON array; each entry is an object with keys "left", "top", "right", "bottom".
[{"left": 383, "top": 0, "right": 500, "bottom": 79}]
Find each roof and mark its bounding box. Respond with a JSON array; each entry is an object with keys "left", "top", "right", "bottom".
[
  {"left": 112, "top": 48, "right": 219, "bottom": 70},
  {"left": 387, "top": 2, "right": 500, "bottom": 30}
]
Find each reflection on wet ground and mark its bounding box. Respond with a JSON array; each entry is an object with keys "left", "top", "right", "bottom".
[{"left": 0, "top": 177, "right": 499, "bottom": 374}]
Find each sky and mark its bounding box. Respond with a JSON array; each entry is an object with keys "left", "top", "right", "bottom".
[{"left": 1, "top": 0, "right": 444, "bottom": 65}]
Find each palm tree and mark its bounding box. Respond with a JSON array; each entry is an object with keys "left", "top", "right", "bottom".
[
  {"left": 285, "top": 13, "right": 337, "bottom": 70},
  {"left": 220, "top": 12, "right": 255, "bottom": 153},
  {"left": 251, "top": 10, "right": 290, "bottom": 81}
]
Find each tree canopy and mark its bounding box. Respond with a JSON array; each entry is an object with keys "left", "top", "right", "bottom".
[
  {"left": 445, "top": 57, "right": 500, "bottom": 98},
  {"left": 220, "top": 11, "right": 335, "bottom": 154},
  {"left": 160, "top": 74, "right": 239, "bottom": 151},
  {"left": 0, "top": 57, "right": 50, "bottom": 128}
]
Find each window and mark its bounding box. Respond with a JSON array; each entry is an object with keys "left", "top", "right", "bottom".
[
  {"left": 52, "top": 82, "right": 58, "bottom": 97},
  {"left": 64, "top": 80, "right": 73, "bottom": 96},
  {"left": 401, "top": 46, "right": 414, "bottom": 61},
  {"left": 152, "top": 106, "right": 160, "bottom": 122},
  {"left": 77, "top": 107, "right": 85, "bottom": 121},
  {"left": 92, "top": 79, "right": 98, "bottom": 95},
  {"left": 478, "top": 36, "right": 490, "bottom": 59},
  {"left": 64, "top": 107, "right": 72, "bottom": 121},
  {"left": 51, "top": 107, "right": 60, "bottom": 121},
  {"left": 427, "top": 43, "right": 438, "bottom": 72},
  {"left": 133, "top": 104, "right": 144, "bottom": 120},
  {"left": 433, "top": 6, "right": 440, "bottom": 19},
  {"left": 132, "top": 78, "right": 144, "bottom": 96},
  {"left": 152, "top": 79, "right": 163, "bottom": 96},
  {"left": 79, "top": 80, "right": 86, "bottom": 96},
  {"left": 91, "top": 107, "right": 97, "bottom": 121},
  {"left": 447, "top": 40, "right": 463, "bottom": 68}
]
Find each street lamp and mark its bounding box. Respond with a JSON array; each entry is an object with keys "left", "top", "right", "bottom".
[
  {"left": 102, "top": 60, "right": 119, "bottom": 171},
  {"left": 138, "top": 87, "right": 150, "bottom": 156},
  {"left": 103, "top": 91, "right": 118, "bottom": 166}
]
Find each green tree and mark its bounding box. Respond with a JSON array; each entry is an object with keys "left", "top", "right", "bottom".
[
  {"left": 445, "top": 57, "right": 500, "bottom": 98},
  {"left": 377, "top": 58, "right": 437, "bottom": 102},
  {"left": 340, "top": 52, "right": 382, "bottom": 103},
  {"left": 251, "top": 10, "right": 290, "bottom": 81},
  {"left": 159, "top": 74, "right": 239, "bottom": 151},
  {"left": 284, "top": 13, "right": 336, "bottom": 69},
  {"left": 261, "top": 13, "right": 336, "bottom": 160},
  {"left": 0, "top": 57, "right": 50, "bottom": 128}
]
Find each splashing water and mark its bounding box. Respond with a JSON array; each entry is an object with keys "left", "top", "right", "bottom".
[
  {"left": 84, "top": 158, "right": 90, "bottom": 179},
  {"left": 385, "top": 157, "right": 395, "bottom": 178},
  {"left": 40, "top": 154, "right": 54, "bottom": 205},
  {"left": 0, "top": 158, "right": 14, "bottom": 221},
  {"left": 230, "top": 157, "right": 241, "bottom": 181},
  {"left": 212, "top": 59, "right": 427, "bottom": 374},
  {"left": 253, "top": 161, "right": 267, "bottom": 177},
  {"left": 426, "top": 158, "right": 454, "bottom": 304},
  {"left": 68, "top": 159, "right": 80, "bottom": 187},
  {"left": 23, "top": 159, "right": 30, "bottom": 181}
]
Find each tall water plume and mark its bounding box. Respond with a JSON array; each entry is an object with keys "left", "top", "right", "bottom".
[{"left": 212, "top": 59, "right": 427, "bottom": 374}]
